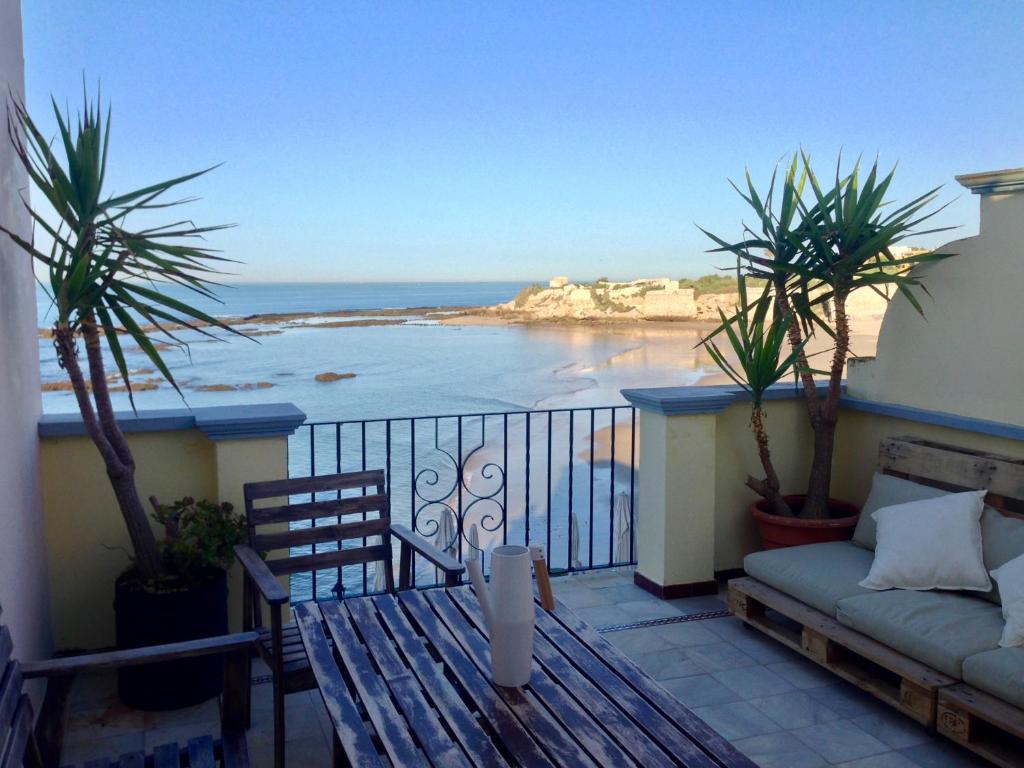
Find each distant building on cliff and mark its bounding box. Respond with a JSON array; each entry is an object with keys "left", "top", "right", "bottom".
[{"left": 548, "top": 275, "right": 569, "bottom": 288}]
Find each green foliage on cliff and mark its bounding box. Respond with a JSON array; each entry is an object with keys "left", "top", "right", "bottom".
[
  {"left": 514, "top": 283, "right": 545, "bottom": 307},
  {"left": 679, "top": 274, "right": 768, "bottom": 296}
]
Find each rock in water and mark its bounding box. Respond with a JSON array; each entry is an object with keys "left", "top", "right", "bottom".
[{"left": 315, "top": 372, "right": 356, "bottom": 382}]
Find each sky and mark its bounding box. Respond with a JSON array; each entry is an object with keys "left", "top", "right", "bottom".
[{"left": 20, "top": 0, "right": 1024, "bottom": 283}]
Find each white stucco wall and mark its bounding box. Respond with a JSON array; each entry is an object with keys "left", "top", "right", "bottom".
[
  {"left": 849, "top": 171, "right": 1024, "bottom": 427},
  {"left": 0, "top": 0, "right": 51, "bottom": 665}
]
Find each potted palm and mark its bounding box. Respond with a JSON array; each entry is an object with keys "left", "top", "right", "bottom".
[
  {"left": 700, "top": 153, "right": 952, "bottom": 547},
  {"left": 1, "top": 91, "right": 246, "bottom": 708}
]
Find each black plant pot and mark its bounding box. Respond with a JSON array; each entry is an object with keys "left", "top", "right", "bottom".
[{"left": 114, "top": 567, "right": 228, "bottom": 710}]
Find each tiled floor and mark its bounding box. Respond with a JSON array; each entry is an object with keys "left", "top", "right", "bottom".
[{"left": 61, "top": 569, "right": 988, "bottom": 767}]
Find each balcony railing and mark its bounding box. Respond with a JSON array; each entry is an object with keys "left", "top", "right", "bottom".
[{"left": 287, "top": 406, "right": 637, "bottom": 600}]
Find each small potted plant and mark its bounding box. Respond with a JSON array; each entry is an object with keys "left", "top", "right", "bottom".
[
  {"left": 699, "top": 153, "right": 952, "bottom": 547},
  {"left": 1, "top": 89, "right": 247, "bottom": 708},
  {"left": 115, "top": 497, "right": 246, "bottom": 708}
]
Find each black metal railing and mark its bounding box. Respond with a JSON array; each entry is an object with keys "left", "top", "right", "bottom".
[{"left": 287, "top": 406, "right": 637, "bottom": 601}]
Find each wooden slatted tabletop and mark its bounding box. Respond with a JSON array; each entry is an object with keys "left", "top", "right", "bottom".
[{"left": 294, "top": 585, "right": 755, "bottom": 767}]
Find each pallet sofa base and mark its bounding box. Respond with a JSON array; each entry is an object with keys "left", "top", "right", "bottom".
[
  {"left": 938, "top": 684, "right": 1024, "bottom": 768},
  {"left": 729, "top": 577, "right": 1024, "bottom": 767}
]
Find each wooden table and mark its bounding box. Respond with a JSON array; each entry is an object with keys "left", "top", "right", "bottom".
[{"left": 294, "top": 585, "right": 754, "bottom": 767}]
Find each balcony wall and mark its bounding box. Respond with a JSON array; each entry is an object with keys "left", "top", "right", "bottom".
[
  {"left": 623, "top": 167, "right": 1024, "bottom": 596},
  {"left": 38, "top": 404, "right": 303, "bottom": 649}
]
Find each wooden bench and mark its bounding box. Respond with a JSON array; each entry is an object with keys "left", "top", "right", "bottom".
[
  {"left": 1, "top": 603, "right": 257, "bottom": 768},
  {"left": 729, "top": 436, "right": 1024, "bottom": 766}
]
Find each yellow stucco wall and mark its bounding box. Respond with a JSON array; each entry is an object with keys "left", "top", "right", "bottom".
[
  {"left": 849, "top": 189, "right": 1024, "bottom": 426},
  {"left": 40, "top": 426, "right": 294, "bottom": 650},
  {"left": 40, "top": 429, "right": 217, "bottom": 649},
  {"left": 642, "top": 393, "right": 1024, "bottom": 588},
  {"left": 832, "top": 409, "right": 1024, "bottom": 507},
  {"left": 713, "top": 398, "right": 815, "bottom": 571},
  {"left": 635, "top": 397, "right": 817, "bottom": 585}
]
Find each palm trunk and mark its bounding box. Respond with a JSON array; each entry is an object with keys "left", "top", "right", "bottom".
[
  {"left": 800, "top": 289, "right": 850, "bottom": 520},
  {"left": 58, "top": 322, "right": 163, "bottom": 581},
  {"left": 745, "top": 405, "right": 794, "bottom": 517},
  {"left": 774, "top": 279, "right": 820, "bottom": 419}
]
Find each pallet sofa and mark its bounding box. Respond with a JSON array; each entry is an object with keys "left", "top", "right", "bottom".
[{"left": 729, "top": 436, "right": 1024, "bottom": 768}]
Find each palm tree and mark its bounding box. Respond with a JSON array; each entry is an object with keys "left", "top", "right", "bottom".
[
  {"left": 701, "top": 153, "right": 953, "bottom": 519},
  {"left": 1, "top": 90, "right": 241, "bottom": 580}
]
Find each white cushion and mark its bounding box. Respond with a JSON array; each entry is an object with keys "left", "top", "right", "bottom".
[
  {"left": 860, "top": 490, "right": 990, "bottom": 592},
  {"left": 991, "top": 553, "right": 1024, "bottom": 647}
]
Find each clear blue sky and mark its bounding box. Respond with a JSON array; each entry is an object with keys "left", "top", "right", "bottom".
[{"left": 21, "top": 1, "right": 1024, "bottom": 283}]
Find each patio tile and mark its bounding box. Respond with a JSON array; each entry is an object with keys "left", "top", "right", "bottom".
[
  {"left": 616, "top": 598, "right": 686, "bottom": 620},
  {"left": 555, "top": 586, "right": 613, "bottom": 609},
  {"left": 66, "top": 702, "right": 145, "bottom": 741},
  {"left": 628, "top": 647, "right": 704, "bottom": 680},
  {"left": 766, "top": 659, "right": 837, "bottom": 690},
  {"left": 660, "top": 674, "right": 741, "bottom": 707},
  {"left": 703, "top": 616, "right": 752, "bottom": 642},
  {"left": 667, "top": 594, "right": 728, "bottom": 614},
  {"left": 682, "top": 642, "right": 760, "bottom": 673},
  {"left": 603, "top": 627, "right": 674, "bottom": 655},
  {"left": 591, "top": 582, "right": 653, "bottom": 602},
  {"left": 731, "top": 633, "right": 803, "bottom": 664},
  {"left": 691, "top": 700, "right": 780, "bottom": 740},
  {"left": 142, "top": 697, "right": 220, "bottom": 729},
  {"left": 852, "top": 713, "right": 931, "bottom": 750},
  {"left": 712, "top": 665, "right": 796, "bottom": 699},
  {"left": 572, "top": 604, "right": 634, "bottom": 628},
  {"left": 837, "top": 753, "right": 921, "bottom": 768},
  {"left": 649, "top": 620, "right": 721, "bottom": 647},
  {"left": 143, "top": 720, "right": 222, "bottom": 752},
  {"left": 898, "top": 740, "right": 990, "bottom": 767},
  {"left": 806, "top": 683, "right": 893, "bottom": 719},
  {"left": 792, "top": 719, "right": 890, "bottom": 763},
  {"left": 61, "top": 733, "right": 146, "bottom": 765},
  {"left": 748, "top": 690, "right": 842, "bottom": 730},
  {"left": 730, "top": 732, "right": 827, "bottom": 768}
]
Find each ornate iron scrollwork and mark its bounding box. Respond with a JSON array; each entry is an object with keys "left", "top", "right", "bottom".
[{"left": 412, "top": 416, "right": 507, "bottom": 562}]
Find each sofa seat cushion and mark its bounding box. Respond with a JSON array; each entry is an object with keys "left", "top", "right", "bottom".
[
  {"left": 744, "top": 541, "right": 876, "bottom": 616},
  {"left": 835, "top": 590, "right": 1004, "bottom": 677},
  {"left": 961, "top": 647, "right": 1024, "bottom": 709}
]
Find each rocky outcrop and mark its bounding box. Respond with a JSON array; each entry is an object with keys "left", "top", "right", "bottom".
[
  {"left": 195, "top": 382, "right": 274, "bottom": 392},
  {"left": 490, "top": 277, "right": 891, "bottom": 324},
  {"left": 315, "top": 372, "right": 356, "bottom": 382},
  {"left": 493, "top": 279, "right": 713, "bottom": 321}
]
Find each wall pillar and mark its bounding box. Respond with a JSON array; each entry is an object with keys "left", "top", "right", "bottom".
[
  {"left": 622, "top": 387, "right": 735, "bottom": 598},
  {"left": 38, "top": 403, "right": 305, "bottom": 648},
  {"left": 198, "top": 405, "right": 306, "bottom": 631}
]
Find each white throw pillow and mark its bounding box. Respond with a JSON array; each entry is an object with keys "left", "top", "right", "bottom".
[
  {"left": 860, "top": 490, "right": 990, "bottom": 592},
  {"left": 991, "top": 553, "right": 1024, "bottom": 647}
]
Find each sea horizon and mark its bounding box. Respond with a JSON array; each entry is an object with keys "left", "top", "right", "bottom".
[{"left": 36, "top": 280, "right": 533, "bottom": 325}]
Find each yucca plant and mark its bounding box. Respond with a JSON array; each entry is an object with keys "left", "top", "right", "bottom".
[
  {"left": 701, "top": 153, "right": 953, "bottom": 519},
  {"left": 702, "top": 274, "right": 808, "bottom": 517},
  {"left": 1, "top": 91, "right": 240, "bottom": 581}
]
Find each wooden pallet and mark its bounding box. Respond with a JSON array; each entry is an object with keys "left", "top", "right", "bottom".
[
  {"left": 938, "top": 684, "right": 1024, "bottom": 768},
  {"left": 728, "top": 577, "right": 956, "bottom": 726}
]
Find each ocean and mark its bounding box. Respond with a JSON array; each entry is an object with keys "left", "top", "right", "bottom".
[
  {"left": 37, "top": 281, "right": 712, "bottom": 597},
  {"left": 37, "top": 281, "right": 709, "bottom": 421}
]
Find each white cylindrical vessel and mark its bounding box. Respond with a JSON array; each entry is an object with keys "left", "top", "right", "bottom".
[{"left": 487, "top": 544, "right": 535, "bottom": 687}]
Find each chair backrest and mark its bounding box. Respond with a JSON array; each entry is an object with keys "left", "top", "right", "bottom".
[
  {"left": 0, "top": 608, "right": 42, "bottom": 768},
  {"left": 879, "top": 436, "right": 1024, "bottom": 518},
  {"left": 243, "top": 469, "right": 393, "bottom": 585}
]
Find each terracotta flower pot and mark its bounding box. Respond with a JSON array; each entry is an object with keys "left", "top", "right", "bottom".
[{"left": 750, "top": 495, "right": 860, "bottom": 550}]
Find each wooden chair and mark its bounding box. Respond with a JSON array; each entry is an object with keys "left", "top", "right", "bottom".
[
  {"left": 1, "top": 604, "right": 257, "bottom": 768},
  {"left": 233, "top": 469, "right": 465, "bottom": 768}
]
